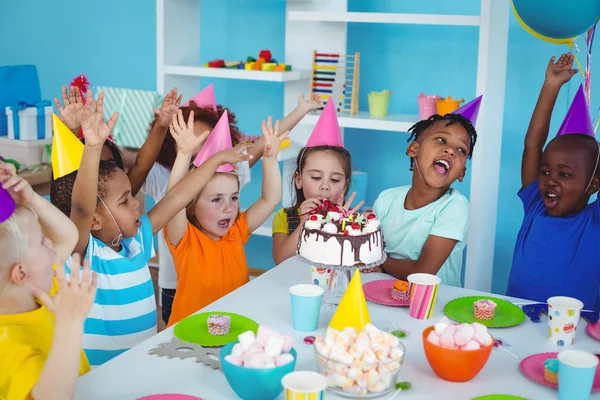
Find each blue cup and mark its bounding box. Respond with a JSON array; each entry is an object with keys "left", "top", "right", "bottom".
[
  {"left": 558, "top": 350, "right": 599, "bottom": 400},
  {"left": 289, "top": 284, "right": 324, "bottom": 332}
]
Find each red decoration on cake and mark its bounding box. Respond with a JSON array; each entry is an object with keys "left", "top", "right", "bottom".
[
  {"left": 367, "top": 213, "right": 376, "bottom": 220},
  {"left": 309, "top": 215, "right": 318, "bottom": 221},
  {"left": 351, "top": 222, "right": 360, "bottom": 230}
]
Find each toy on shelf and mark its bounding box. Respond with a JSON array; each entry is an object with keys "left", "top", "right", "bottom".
[
  {"left": 310, "top": 50, "right": 360, "bottom": 115},
  {"left": 205, "top": 49, "right": 292, "bottom": 73}
]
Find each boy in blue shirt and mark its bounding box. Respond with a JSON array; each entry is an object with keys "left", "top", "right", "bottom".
[
  {"left": 368, "top": 97, "right": 481, "bottom": 286},
  {"left": 506, "top": 53, "right": 600, "bottom": 310}
]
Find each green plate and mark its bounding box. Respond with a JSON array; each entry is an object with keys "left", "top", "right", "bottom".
[
  {"left": 444, "top": 296, "right": 526, "bottom": 328},
  {"left": 471, "top": 396, "right": 529, "bottom": 400},
  {"left": 174, "top": 312, "right": 259, "bottom": 347}
]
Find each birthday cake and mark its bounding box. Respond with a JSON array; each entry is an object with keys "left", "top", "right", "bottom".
[{"left": 297, "top": 208, "right": 385, "bottom": 268}]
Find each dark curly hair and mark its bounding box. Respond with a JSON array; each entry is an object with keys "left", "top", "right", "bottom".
[
  {"left": 406, "top": 113, "right": 478, "bottom": 171},
  {"left": 153, "top": 101, "right": 242, "bottom": 170}
]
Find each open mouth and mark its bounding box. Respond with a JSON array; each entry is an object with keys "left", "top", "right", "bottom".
[
  {"left": 433, "top": 159, "right": 451, "bottom": 175},
  {"left": 217, "top": 219, "right": 231, "bottom": 229},
  {"left": 543, "top": 191, "right": 559, "bottom": 209},
  {"left": 135, "top": 218, "right": 142, "bottom": 227}
]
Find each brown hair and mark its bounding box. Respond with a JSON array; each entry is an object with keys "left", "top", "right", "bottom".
[
  {"left": 154, "top": 102, "right": 242, "bottom": 170},
  {"left": 289, "top": 146, "right": 352, "bottom": 210},
  {"left": 184, "top": 171, "right": 240, "bottom": 228}
]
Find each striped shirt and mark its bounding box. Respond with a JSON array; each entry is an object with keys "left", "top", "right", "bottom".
[{"left": 66, "top": 214, "right": 157, "bottom": 367}]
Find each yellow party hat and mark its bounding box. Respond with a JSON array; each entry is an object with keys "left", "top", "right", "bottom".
[
  {"left": 329, "top": 269, "right": 371, "bottom": 331},
  {"left": 51, "top": 114, "right": 84, "bottom": 179}
]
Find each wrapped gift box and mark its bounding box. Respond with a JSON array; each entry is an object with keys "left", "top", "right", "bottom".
[
  {"left": 0, "top": 137, "right": 51, "bottom": 165},
  {"left": 5, "top": 101, "right": 52, "bottom": 141},
  {"left": 0, "top": 65, "right": 42, "bottom": 137},
  {"left": 96, "top": 86, "right": 162, "bottom": 149}
]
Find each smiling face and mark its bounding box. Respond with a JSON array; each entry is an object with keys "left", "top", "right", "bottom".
[
  {"left": 407, "top": 120, "right": 470, "bottom": 188},
  {"left": 294, "top": 149, "right": 350, "bottom": 204},
  {"left": 192, "top": 173, "right": 240, "bottom": 240},
  {"left": 539, "top": 135, "right": 600, "bottom": 217}
]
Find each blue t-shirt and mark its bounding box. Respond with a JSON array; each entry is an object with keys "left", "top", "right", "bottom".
[
  {"left": 66, "top": 214, "right": 157, "bottom": 367},
  {"left": 373, "top": 186, "right": 469, "bottom": 287},
  {"left": 506, "top": 180, "right": 600, "bottom": 310}
]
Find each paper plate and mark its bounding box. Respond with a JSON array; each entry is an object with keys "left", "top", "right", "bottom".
[
  {"left": 363, "top": 280, "right": 409, "bottom": 307},
  {"left": 174, "top": 312, "right": 259, "bottom": 347},
  {"left": 586, "top": 323, "right": 600, "bottom": 341},
  {"left": 444, "top": 296, "right": 526, "bottom": 328},
  {"left": 137, "top": 396, "right": 204, "bottom": 400},
  {"left": 519, "top": 352, "right": 600, "bottom": 391},
  {"left": 471, "top": 396, "right": 528, "bottom": 400}
]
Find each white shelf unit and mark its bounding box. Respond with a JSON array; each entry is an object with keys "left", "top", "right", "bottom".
[{"left": 157, "top": 1, "right": 510, "bottom": 292}]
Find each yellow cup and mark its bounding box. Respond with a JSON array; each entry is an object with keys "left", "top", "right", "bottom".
[{"left": 282, "top": 371, "right": 327, "bottom": 400}]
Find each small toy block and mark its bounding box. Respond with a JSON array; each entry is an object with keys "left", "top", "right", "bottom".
[
  {"left": 208, "top": 59, "right": 225, "bottom": 68},
  {"left": 237, "top": 63, "right": 246, "bottom": 69},
  {"left": 259, "top": 50, "right": 272, "bottom": 62},
  {"left": 271, "top": 58, "right": 278, "bottom": 64},
  {"left": 225, "top": 61, "right": 241, "bottom": 68},
  {"left": 261, "top": 63, "right": 277, "bottom": 71},
  {"left": 246, "top": 56, "right": 257, "bottom": 63},
  {"left": 244, "top": 62, "right": 255, "bottom": 70},
  {"left": 273, "top": 65, "right": 286, "bottom": 72},
  {"left": 285, "top": 65, "right": 292, "bottom": 71},
  {"left": 253, "top": 57, "right": 265, "bottom": 71}
]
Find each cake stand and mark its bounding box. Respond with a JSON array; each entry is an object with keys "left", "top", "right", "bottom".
[{"left": 298, "top": 253, "right": 387, "bottom": 310}]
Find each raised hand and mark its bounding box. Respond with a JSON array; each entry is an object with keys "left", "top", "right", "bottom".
[
  {"left": 0, "top": 163, "right": 33, "bottom": 205},
  {"left": 261, "top": 116, "right": 289, "bottom": 158},
  {"left": 80, "top": 91, "right": 119, "bottom": 147},
  {"left": 545, "top": 53, "right": 578, "bottom": 88},
  {"left": 298, "top": 93, "right": 323, "bottom": 113},
  {"left": 54, "top": 86, "right": 85, "bottom": 131},
  {"left": 337, "top": 191, "right": 364, "bottom": 214},
  {"left": 170, "top": 109, "right": 210, "bottom": 156},
  {"left": 215, "top": 143, "right": 253, "bottom": 170},
  {"left": 31, "top": 254, "right": 97, "bottom": 325},
  {"left": 155, "top": 87, "right": 183, "bottom": 128},
  {"left": 299, "top": 197, "right": 324, "bottom": 221}
]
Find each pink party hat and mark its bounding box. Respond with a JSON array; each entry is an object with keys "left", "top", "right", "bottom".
[
  {"left": 453, "top": 95, "right": 482, "bottom": 126},
  {"left": 193, "top": 110, "right": 234, "bottom": 172},
  {"left": 306, "top": 100, "right": 343, "bottom": 147},
  {"left": 0, "top": 185, "right": 16, "bottom": 224},
  {"left": 556, "top": 85, "right": 594, "bottom": 137},
  {"left": 182, "top": 84, "right": 217, "bottom": 112}
]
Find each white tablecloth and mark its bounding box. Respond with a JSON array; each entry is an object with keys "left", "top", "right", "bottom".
[{"left": 75, "top": 258, "right": 600, "bottom": 399}]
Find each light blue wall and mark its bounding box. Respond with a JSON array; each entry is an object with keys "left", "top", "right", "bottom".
[{"left": 1, "top": 0, "right": 597, "bottom": 292}]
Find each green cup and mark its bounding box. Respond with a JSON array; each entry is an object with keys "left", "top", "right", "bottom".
[{"left": 368, "top": 90, "right": 392, "bottom": 117}]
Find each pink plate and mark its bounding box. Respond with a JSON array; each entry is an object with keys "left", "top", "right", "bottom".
[
  {"left": 519, "top": 352, "right": 600, "bottom": 391},
  {"left": 137, "top": 395, "right": 204, "bottom": 400},
  {"left": 363, "top": 280, "right": 409, "bottom": 307},
  {"left": 586, "top": 323, "right": 600, "bottom": 341}
]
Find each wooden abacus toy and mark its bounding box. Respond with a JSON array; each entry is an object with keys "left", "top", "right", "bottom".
[{"left": 310, "top": 51, "right": 360, "bottom": 115}]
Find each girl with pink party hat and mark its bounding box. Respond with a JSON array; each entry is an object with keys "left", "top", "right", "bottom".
[
  {"left": 162, "top": 109, "right": 286, "bottom": 326},
  {"left": 507, "top": 53, "right": 600, "bottom": 311},
  {"left": 272, "top": 100, "right": 364, "bottom": 265},
  {"left": 366, "top": 97, "right": 480, "bottom": 287}
]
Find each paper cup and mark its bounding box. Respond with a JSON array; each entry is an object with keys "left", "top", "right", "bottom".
[
  {"left": 310, "top": 266, "right": 333, "bottom": 290},
  {"left": 282, "top": 371, "right": 327, "bottom": 400},
  {"left": 290, "top": 284, "right": 324, "bottom": 332},
  {"left": 558, "top": 350, "right": 599, "bottom": 400},
  {"left": 547, "top": 296, "right": 584, "bottom": 346},
  {"left": 407, "top": 273, "right": 441, "bottom": 320}
]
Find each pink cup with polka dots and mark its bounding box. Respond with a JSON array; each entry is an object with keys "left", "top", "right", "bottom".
[{"left": 547, "top": 296, "right": 584, "bottom": 346}]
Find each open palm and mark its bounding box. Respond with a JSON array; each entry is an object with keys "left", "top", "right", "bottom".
[
  {"left": 298, "top": 92, "right": 323, "bottom": 113},
  {"left": 54, "top": 86, "right": 84, "bottom": 131},
  {"left": 155, "top": 87, "right": 183, "bottom": 128},
  {"left": 170, "top": 110, "right": 209, "bottom": 155},
  {"left": 262, "top": 116, "right": 289, "bottom": 158},
  {"left": 81, "top": 91, "right": 119, "bottom": 147},
  {"left": 546, "top": 53, "right": 578, "bottom": 87}
]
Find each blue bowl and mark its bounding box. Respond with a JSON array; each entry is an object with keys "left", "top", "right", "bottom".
[{"left": 220, "top": 341, "right": 297, "bottom": 400}]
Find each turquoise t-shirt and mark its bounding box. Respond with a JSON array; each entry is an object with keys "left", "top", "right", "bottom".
[{"left": 373, "top": 186, "right": 469, "bottom": 287}]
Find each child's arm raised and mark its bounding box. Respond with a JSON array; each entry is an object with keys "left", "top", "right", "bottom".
[
  {"left": 522, "top": 53, "right": 577, "bottom": 188},
  {"left": 54, "top": 86, "right": 84, "bottom": 133},
  {"left": 247, "top": 94, "right": 321, "bottom": 167},
  {"left": 246, "top": 118, "right": 288, "bottom": 233},
  {"left": 30, "top": 255, "right": 97, "bottom": 400},
  {"left": 70, "top": 92, "right": 119, "bottom": 255},
  {"left": 161, "top": 110, "right": 210, "bottom": 246},
  {"left": 128, "top": 88, "right": 182, "bottom": 196},
  {"left": 0, "top": 163, "right": 78, "bottom": 262}
]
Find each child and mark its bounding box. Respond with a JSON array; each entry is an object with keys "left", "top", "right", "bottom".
[
  {"left": 271, "top": 100, "right": 363, "bottom": 265},
  {"left": 143, "top": 85, "right": 322, "bottom": 324},
  {"left": 69, "top": 91, "right": 248, "bottom": 366},
  {"left": 163, "top": 109, "right": 286, "bottom": 326},
  {"left": 0, "top": 162, "right": 96, "bottom": 400},
  {"left": 368, "top": 98, "right": 480, "bottom": 286},
  {"left": 506, "top": 54, "right": 600, "bottom": 310}
]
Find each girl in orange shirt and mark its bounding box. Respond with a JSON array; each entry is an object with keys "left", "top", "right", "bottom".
[{"left": 164, "top": 110, "right": 287, "bottom": 326}]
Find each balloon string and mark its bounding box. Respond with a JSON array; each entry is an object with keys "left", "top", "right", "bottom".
[{"left": 568, "top": 42, "right": 587, "bottom": 82}]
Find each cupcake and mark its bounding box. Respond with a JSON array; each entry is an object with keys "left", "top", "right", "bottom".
[
  {"left": 474, "top": 300, "right": 497, "bottom": 320},
  {"left": 208, "top": 314, "right": 231, "bottom": 336},
  {"left": 391, "top": 280, "right": 410, "bottom": 301},
  {"left": 544, "top": 358, "right": 559, "bottom": 384}
]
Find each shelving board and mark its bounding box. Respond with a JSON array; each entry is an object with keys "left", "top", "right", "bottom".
[
  {"left": 164, "top": 65, "right": 312, "bottom": 82},
  {"left": 287, "top": 11, "right": 480, "bottom": 26},
  {"left": 300, "top": 111, "right": 420, "bottom": 132}
]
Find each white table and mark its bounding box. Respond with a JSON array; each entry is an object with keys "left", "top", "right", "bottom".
[{"left": 75, "top": 258, "right": 600, "bottom": 399}]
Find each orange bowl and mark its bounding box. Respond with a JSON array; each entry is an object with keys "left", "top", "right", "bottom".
[{"left": 422, "top": 326, "right": 493, "bottom": 382}]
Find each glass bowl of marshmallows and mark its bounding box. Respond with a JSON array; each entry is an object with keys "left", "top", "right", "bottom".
[{"left": 314, "top": 323, "right": 405, "bottom": 398}]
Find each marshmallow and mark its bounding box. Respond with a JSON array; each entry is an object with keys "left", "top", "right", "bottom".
[
  {"left": 347, "top": 367, "right": 364, "bottom": 381},
  {"left": 245, "top": 353, "right": 268, "bottom": 369},
  {"left": 224, "top": 354, "right": 242, "bottom": 366},
  {"left": 368, "top": 381, "right": 388, "bottom": 393},
  {"left": 362, "top": 348, "right": 377, "bottom": 365},
  {"left": 472, "top": 322, "right": 487, "bottom": 334},
  {"left": 434, "top": 316, "right": 451, "bottom": 335},
  {"left": 238, "top": 331, "right": 256, "bottom": 352},
  {"left": 336, "top": 332, "right": 352, "bottom": 349},
  {"left": 334, "top": 374, "right": 354, "bottom": 390},
  {"left": 276, "top": 353, "right": 294, "bottom": 367},
  {"left": 440, "top": 331, "right": 456, "bottom": 348},
  {"left": 427, "top": 330, "right": 441, "bottom": 346},
  {"left": 372, "top": 344, "right": 390, "bottom": 360},
  {"left": 264, "top": 333, "right": 285, "bottom": 357},
  {"left": 462, "top": 340, "right": 481, "bottom": 351},
  {"left": 474, "top": 331, "right": 493, "bottom": 346},
  {"left": 343, "top": 385, "right": 368, "bottom": 396},
  {"left": 334, "top": 362, "right": 349, "bottom": 376},
  {"left": 455, "top": 324, "right": 475, "bottom": 346},
  {"left": 389, "top": 346, "right": 404, "bottom": 361},
  {"left": 330, "top": 347, "right": 353, "bottom": 364},
  {"left": 242, "top": 344, "right": 264, "bottom": 364},
  {"left": 282, "top": 335, "right": 294, "bottom": 352},
  {"left": 231, "top": 343, "right": 244, "bottom": 358},
  {"left": 365, "top": 368, "right": 379, "bottom": 386},
  {"left": 256, "top": 325, "right": 274, "bottom": 347},
  {"left": 349, "top": 344, "right": 365, "bottom": 359}
]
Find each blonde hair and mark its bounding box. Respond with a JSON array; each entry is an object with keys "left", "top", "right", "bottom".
[{"left": 0, "top": 207, "right": 31, "bottom": 271}]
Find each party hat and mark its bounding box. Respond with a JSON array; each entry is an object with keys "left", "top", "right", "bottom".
[
  {"left": 182, "top": 84, "right": 217, "bottom": 112},
  {"left": 453, "top": 95, "right": 482, "bottom": 126},
  {"left": 192, "top": 110, "right": 234, "bottom": 172},
  {"left": 556, "top": 85, "right": 594, "bottom": 138},
  {"left": 51, "top": 114, "right": 84, "bottom": 179},
  {"left": 0, "top": 186, "right": 16, "bottom": 224},
  {"left": 306, "top": 100, "right": 343, "bottom": 147},
  {"left": 329, "top": 269, "right": 371, "bottom": 331}
]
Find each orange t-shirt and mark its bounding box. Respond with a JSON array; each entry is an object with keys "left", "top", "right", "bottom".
[{"left": 164, "top": 212, "right": 250, "bottom": 326}]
